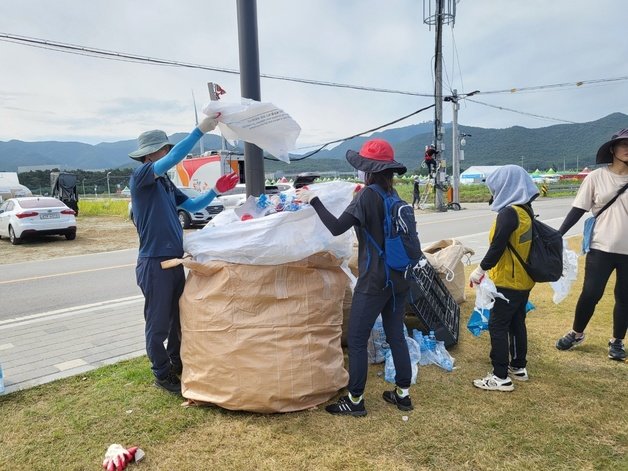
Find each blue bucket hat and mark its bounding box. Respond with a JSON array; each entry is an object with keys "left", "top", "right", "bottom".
[{"left": 128, "top": 130, "right": 173, "bottom": 161}]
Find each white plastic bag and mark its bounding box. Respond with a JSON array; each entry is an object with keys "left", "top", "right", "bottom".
[
  {"left": 184, "top": 181, "right": 356, "bottom": 265},
  {"left": 467, "top": 276, "right": 509, "bottom": 337},
  {"left": 203, "top": 99, "right": 300, "bottom": 162},
  {"left": 384, "top": 336, "right": 420, "bottom": 384},
  {"left": 550, "top": 244, "right": 579, "bottom": 304},
  {"left": 367, "top": 315, "right": 388, "bottom": 364}
]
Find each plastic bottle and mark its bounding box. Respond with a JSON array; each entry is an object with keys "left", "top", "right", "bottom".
[
  {"left": 0, "top": 363, "right": 5, "bottom": 395},
  {"left": 413, "top": 331, "right": 430, "bottom": 366},
  {"left": 428, "top": 331, "right": 437, "bottom": 352}
]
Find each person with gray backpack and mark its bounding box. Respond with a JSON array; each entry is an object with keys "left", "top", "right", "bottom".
[{"left": 556, "top": 128, "right": 628, "bottom": 361}]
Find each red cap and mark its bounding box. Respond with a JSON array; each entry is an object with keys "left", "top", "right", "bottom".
[{"left": 359, "top": 139, "right": 395, "bottom": 162}]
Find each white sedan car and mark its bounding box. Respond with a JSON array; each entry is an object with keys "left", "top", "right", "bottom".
[
  {"left": 217, "top": 184, "right": 282, "bottom": 209},
  {"left": 0, "top": 197, "right": 77, "bottom": 245}
]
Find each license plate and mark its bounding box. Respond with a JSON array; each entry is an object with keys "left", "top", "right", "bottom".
[{"left": 40, "top": 213, "right": 60, "bottom": 219}]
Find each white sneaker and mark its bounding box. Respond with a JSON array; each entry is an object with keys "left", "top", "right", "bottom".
[
  {"left": 473, "top": 373, "right": 514, "bottom": 392},
  {"left": 508, "top": 366, "right": 529, "bottom": 381}
]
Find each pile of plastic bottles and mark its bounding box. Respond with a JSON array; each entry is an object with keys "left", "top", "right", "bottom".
[
  {"left": 412, "top": 330, "right": 455, "bottom": 372},
  {"left": 257, "top": 193, "right": 302, "bottom": 214}
]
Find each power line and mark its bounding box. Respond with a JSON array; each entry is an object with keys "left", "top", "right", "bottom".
[
  {"left": 268, "top": 103, "right": 436, "bottom": 162},
  {"left": 465, "top": 98, "right": 577, "bottom": 124},
  {"left": 4, "top": 32, "right": 626, "bottom": 101},
  {"left": 0, "top": 33, "right": 434, "bottom": 97},
  {"left": 480, "top": 76, "right": 628, "bottom": 95}
]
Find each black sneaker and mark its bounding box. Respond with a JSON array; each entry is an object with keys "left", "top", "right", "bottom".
[
  {"left": 325, "top": 395, "right": 367, "bottom": 417},
  {"left": 608, "top": 339, "right": 626, "bottom": 361},
  {"left": 556, "top": 331, "right": 585, "bottom": 351},
  {"left": 154, "top": 372, "right": 181, "bottom": 394},
  {"left": 170, "top": 361, "right": 183, "bottom": 377},
  {"left": 383, "top": 390, "right": 414, "bottom": 411}
]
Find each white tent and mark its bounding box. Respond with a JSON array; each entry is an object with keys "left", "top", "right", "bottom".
[
  {"left": 459, "top": 166, "right": 502, "bottom": 185},
  {"left": 0, "top": 172, "right": 32, "bottom": 201}
]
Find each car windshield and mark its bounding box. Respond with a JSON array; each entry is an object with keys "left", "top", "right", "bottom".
[{"left": 18, "top": 198, "right": 65, "bottom": 209}]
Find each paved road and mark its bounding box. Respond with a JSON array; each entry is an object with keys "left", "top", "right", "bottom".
[{"left": 0, "top": 197, "right": 581, "bottom": 394}]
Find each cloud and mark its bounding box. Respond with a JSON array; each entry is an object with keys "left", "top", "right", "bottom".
[{"left": 0, "top": 0, "right": 626, "bottom": 146}]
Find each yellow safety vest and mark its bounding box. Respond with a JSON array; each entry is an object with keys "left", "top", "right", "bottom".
[{"left": 487, "top": 205, "right": 535, "bottom": 291}]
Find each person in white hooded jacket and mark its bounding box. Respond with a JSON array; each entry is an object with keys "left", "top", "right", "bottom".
[{"left": 469, "top": 165, "right": 540, "bottom": 391}]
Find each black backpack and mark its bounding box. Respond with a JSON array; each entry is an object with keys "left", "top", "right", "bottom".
[
  {"left": 507, "top": 205, "right": 563, "bottom": 283},
  {"left": 363, "top": 184, "right": 423, "bottom": 276}
]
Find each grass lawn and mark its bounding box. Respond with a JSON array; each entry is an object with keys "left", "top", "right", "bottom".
[{"left": 0, "top": 239, "right": 626, "bottom": 470}]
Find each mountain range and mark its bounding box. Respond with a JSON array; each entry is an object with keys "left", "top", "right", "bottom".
[{"left": 1, "top": 112, "right": 625, "bottom": 174}]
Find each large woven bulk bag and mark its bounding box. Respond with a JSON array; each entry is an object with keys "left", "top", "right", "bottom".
[{"left": 171, "top": 252, "right": 349, "bottom": 413}]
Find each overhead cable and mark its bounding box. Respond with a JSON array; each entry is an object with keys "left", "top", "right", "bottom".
[
  {"left": 0, "top": 33, "right": 433, "bottom": 97},
  {"left": 271, "top": 103, "right": 436, "bottom": 162},
  {"left": 465, "top": 98, "right": 577, "bottom": 124}
]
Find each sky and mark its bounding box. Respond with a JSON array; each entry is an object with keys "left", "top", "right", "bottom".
[{"left": 0, "top": 0, "right": 626, "bottom": 151}]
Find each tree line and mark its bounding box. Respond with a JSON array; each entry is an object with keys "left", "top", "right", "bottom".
[{"left": 19, "top": 169, "right": 133, "bottom": 196}]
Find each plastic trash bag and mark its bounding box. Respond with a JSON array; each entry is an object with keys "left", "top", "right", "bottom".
[
  {"left": 203, "top": 99, "right": 300, "bottom": 162},
  {"left": 384, "top": 336, "right": 420, "bottom": 384},
  {"left": 367, "top": 315, "right": 388, "bottom": 364},
  {"left": 411, "top": 330, "right": 454, "bottom": 371},
  {"left": 467, "top": 276, "right": 509, "bottom": 337},
  {"left": 184, "top": 181, "right": 356, "bottom": 265},
  {"left": 367, "top": 315, "right": 411, "bottom": 364},
  {"left": 550, "top": 244, "right": 579, "bottom": 304}
]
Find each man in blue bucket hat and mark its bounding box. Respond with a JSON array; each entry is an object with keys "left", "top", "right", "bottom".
[{"left": 129, "top": 115, "right": 239, "bottom": 394}]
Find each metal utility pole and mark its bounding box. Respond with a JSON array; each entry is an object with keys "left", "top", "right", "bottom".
[
  {"left": 106, "top": 172, "right": 111, "bottom": 197},
  {"left": 450, "top": 89, "right": 460, "bottom": 206},
  {"left": 424, "top": 0, "right": 456, "bottom": 212},
  {"left": 446, "top": 89, "right": 479, "bottom": 208},
  {"left": 236, "top": 0, "right": 265, "bottom": 198}
]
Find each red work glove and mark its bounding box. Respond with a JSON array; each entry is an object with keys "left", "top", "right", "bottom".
[
  {"left": 214, "top": 172, "right": 239, "bottom": 194},
  {"left": 102, "top": 444, "right": 139, "bottom": 471}
]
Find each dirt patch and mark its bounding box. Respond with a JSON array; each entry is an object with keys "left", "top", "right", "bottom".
[{"left": 0, "top": 216, "right": 139, "bottom": 264}]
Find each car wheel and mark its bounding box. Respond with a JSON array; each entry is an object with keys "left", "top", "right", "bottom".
[
  {"left": 9, "top": 226, "right": 22, "bottom": 245},
  {"left": 178, "top": 211, "right": 192, "bottom": 229},
  {"left": 65, "top": 231, "right": 76, "bottom": 240}
]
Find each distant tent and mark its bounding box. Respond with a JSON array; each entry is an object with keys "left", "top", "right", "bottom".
[
  {"left": 546, "top": 168, "right": 556, "bottom": 174},
  {"left": 459, "top": 165, "right": 502, "bottom": 184},
  {"left": 121, "top": 186, "right": 131, "bottom": 196},
  {"left": 532, "top": 169, "right": 541, "bottom": 175}
]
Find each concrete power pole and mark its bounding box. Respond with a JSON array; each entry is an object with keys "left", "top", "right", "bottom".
[{"left": 424, "top": 0, "right": 456, "bottom": 212}]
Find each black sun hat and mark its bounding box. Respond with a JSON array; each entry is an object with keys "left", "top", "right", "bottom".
[
  {"left": 345, "top": 139, "right": 407, "bottom": 175},
  {"left": 596, "top": 128, "right": 628, "bottom": 164}
]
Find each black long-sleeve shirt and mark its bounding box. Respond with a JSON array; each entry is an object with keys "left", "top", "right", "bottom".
[
  {"left": 480, "top": 206, "right": 521, "bottom": 271},
  {"left": 558, "top": 207, "right": 586, "bottom": 235},
  {"left": 310, "top": 197, "right": 358, "bottom": 235}
]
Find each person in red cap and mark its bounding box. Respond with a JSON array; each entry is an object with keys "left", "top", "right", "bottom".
[
  {"left": 555, "top": 128, "right": 628, "bottom": 361},
  {"left": 296, "top": 139, "right": 415, "bottom": 416}
]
